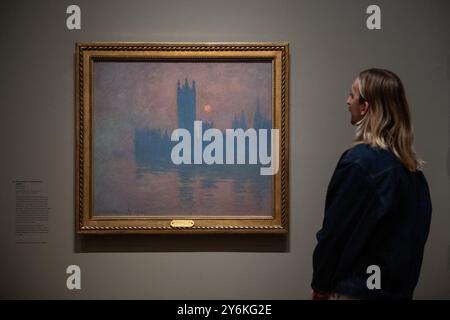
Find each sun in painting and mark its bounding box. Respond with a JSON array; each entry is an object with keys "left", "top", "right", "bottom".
[{"left": 203, "top": 104, "right": 213, "bottom": 113}]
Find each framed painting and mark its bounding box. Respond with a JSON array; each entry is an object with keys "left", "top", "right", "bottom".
[{"left": 75, "top": 42, "right": 289, "bottom": 234}]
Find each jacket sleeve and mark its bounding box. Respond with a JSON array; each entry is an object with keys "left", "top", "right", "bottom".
[{"left": 311, "top": 157, "right": 380, "bottom": 293}]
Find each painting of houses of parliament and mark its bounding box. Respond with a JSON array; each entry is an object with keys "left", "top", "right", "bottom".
[
  {"left": 134, "top": 78, "right": 272, "bottom": 169},
  {"left": 93, "top": 61, "right": 273, "bottom": 217}
]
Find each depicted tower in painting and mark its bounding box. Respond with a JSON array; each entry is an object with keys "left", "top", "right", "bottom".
[{"left": 177, "top": 78, "right": 197, "bottom": 135}]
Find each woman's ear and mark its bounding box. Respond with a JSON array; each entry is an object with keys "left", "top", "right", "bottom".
[{"left": 360, "top": 101, "right": 369, "bottom": 116}]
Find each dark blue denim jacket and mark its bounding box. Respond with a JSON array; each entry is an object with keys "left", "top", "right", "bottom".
[{"left": 312, "top": 144, "right": 432, "bottom": 299}]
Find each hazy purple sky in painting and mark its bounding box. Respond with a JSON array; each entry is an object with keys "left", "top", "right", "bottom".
[
  {"left": 94, "top": 61, "right": 272, "bottom": 129},
  {"left": 93, "top": 61, "right": 272, "bottom": 159}
]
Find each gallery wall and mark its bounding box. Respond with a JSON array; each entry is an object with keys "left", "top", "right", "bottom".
[{"left": 0, "top": 0, "right": 449, "bottom": 299}]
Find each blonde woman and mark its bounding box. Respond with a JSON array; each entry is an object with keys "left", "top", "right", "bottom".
[{"left": 311, "top": 69, "right": 432, "bottom": 300}]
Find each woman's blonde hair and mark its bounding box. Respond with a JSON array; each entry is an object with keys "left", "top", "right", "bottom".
[{"left": 352, "top": 68, "right": 424, "bottom": 171}]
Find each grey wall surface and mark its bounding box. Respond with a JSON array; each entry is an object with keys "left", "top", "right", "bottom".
[{"left": 1, "top": 0, "right": 449, "bottom": 299}]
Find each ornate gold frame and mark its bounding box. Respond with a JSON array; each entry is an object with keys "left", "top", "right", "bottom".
[{"left": 75, "top": 42, "right": 289, "bottom": 234}]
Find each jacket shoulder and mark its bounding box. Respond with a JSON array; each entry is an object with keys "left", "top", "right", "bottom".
[{"left": 340, "top": 144, "right": 402, "bottom": 177}]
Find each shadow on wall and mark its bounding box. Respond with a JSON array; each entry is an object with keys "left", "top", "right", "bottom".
[
  {"left": 447, "top": 56, "right": 450, "bottom": 180},
  {"left": 75, "top": 234, "right": 289, "bottom": 253},
  {"left": 448, "top": 56, "right": 450, "bottom": 180},
  {"left": 445, "top": 55, "right": 450, "bottom": 272},
  {"left": 447, "top": 55, "right": 450, "bottom": 272}
]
